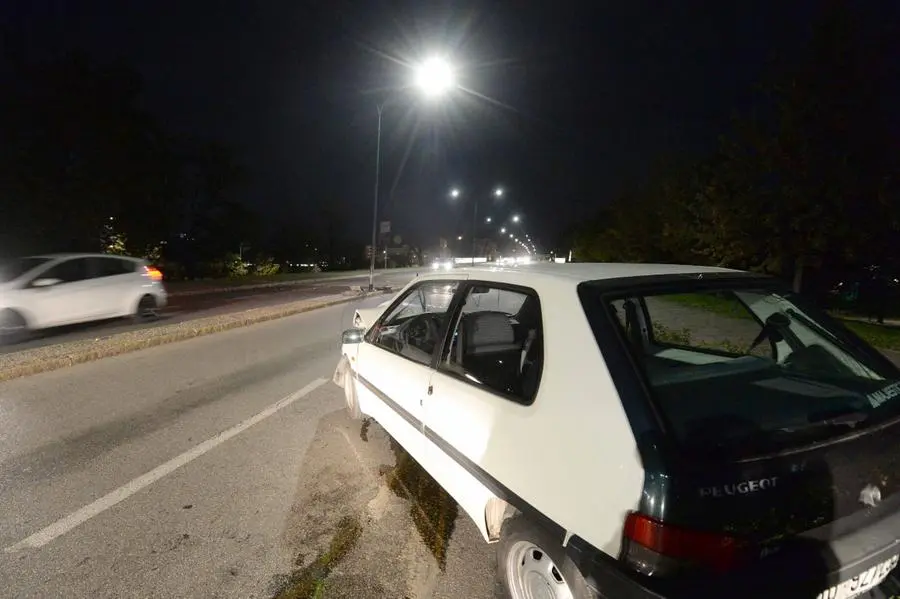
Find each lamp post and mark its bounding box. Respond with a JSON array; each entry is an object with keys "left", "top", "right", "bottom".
[{"left": 368, "top": 57, "right": 455, "bottom": 291}]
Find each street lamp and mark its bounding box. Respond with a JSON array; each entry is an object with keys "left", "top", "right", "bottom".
[
  {"left": 512, "top": 214, "right": 521, "bottom": 223},
  {"left": 449, "top": 185, "right": 505, "bottom": 266},
  {"left": 500, "top": 227, "right": 506, "bottom": 233},
  {"left": 415, "top": 57, "right": 455, "bottom": 98},
  {"left": 369, "top": 56, "right": 456, "bottom": 291}
]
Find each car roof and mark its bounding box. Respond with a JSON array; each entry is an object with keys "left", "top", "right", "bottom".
[
  {"left": 417, "top": 262, "right": 744, "bottom": 288},
  {"left": 29, "top": 253, "right": 142, "bottom": 262}
]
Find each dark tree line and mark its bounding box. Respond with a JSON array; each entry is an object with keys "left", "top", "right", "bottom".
[
  {"left": 572, "top": 2, "right": 898, "bottom": 294},
  {"left": 0, "top": 51, "right": 258, "bottom": 277}
]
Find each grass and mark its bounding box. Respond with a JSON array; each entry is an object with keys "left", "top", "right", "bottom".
[
  {"left": 0, "top": 291, "right": 391, "bottom": 383},
  {"left": 839, "top": 320, "right": 900, "bottom": 352},
  {"left": 664, "top": 293, "right": 754, "bottom": 320},
  {"left": 271, "top": 514, "right": 364, "bottom": 599},
  {"left": 661, "top": 293, "right": 900, "bottom": 352}
]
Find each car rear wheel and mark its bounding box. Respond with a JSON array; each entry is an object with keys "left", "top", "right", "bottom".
[
  {"left": 134, "top": 295, "right": 158, "bottom": 321},
  {"left": 0, "top": 309, "right": 29, "bottom": 345},
  {"left": 497, "top": 516, "right": 594, "bottom": 599}
]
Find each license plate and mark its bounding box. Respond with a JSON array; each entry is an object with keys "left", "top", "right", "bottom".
[{"left": 816, "top": 554, "right": 899, "bottom": 599}]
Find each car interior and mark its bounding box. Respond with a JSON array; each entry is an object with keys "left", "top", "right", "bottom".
[{"left": 445, "top": 293, "right": 542, "bottom": 400}]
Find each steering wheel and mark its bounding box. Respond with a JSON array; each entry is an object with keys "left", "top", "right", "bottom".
[{"left": 395, "top": 313, "right": 442, "bottom": 352}]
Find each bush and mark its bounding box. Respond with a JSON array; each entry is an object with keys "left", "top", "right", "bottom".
[{"left": 253, "top": 257, "right": 281, "bottom": 276}]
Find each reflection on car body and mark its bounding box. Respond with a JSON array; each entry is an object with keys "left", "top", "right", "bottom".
[{"left": 335, "top": 263, "right": 900, "bottom": 599}]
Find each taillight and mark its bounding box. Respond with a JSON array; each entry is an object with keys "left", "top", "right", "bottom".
[
  {"left": 621, "top": 512, "right": 750, "bottom": 576},
  {"left": 144, "top": 266, "right": 163, "bottom": 282}
]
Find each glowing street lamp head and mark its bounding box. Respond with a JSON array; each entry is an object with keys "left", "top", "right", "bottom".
[
  {"left": 415, "top": 57, "right": 455, "bottom": 98},
  {"left": 493, "top": 188, "right": 504, "bottom": 198},
  {"left": 512, "top": 214, "right": 521, "bottom": 223},
  {"left": 449, "top": 188, "right": 460, "bottom": 198},
  {"left": 457, "top": 235, "right": 463, "bottom": 240},
  {"left": 485, "top": 216, "right": 492, "bottom": 223},
  {"left": 500, "top": 227, "right": 506, "bottom": 233}
]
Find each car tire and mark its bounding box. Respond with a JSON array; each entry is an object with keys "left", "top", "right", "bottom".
[
  {"left": 133, "top": 295, "right": 158, "bottom": 322},
  {"left": 497, "top": 515, "right": 595, "bottom": 599},
  {"left": 344, "top": 368, "right": 362, "bottom": 420},
  {"left": 0, "top": 309, "right": 29, "bottom": 345}
]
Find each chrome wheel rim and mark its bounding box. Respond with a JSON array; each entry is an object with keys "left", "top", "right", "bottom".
[{"left": 505, "top": 541, "right": 574, "bottom": 599}]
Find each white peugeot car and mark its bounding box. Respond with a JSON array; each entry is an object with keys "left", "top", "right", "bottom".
[
  {"left": 0, "top": 253, "right": 167, "bottom": 343},
  {"left": 335, "top": 262, "right": 900, "bottom": 598}
]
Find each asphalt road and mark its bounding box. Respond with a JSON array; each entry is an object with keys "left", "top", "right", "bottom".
[
  {"left": 0, "top": 294, "right": 500, "bottom": 598},
  {"left": 0, "top": 271, "right": 420, "bottom": 355}
]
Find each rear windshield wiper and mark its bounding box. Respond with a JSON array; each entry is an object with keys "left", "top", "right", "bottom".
[{"left": 779, "top": 410, "right": 869, "bottom": 433}]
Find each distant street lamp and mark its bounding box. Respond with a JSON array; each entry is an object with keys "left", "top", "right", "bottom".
[
  {"left": 500, "top": 227, "right": 506, "bottom": 233},
  {"left": 449, "top": 185, "right": 505, "bottom": 265},
  {"left": 369, "top": 56, "right": 456, "bottom": 290},
  {"left": 457, "top": 235, "right": 463, "bottom": 240},
  {"left": 512, "top": 214, "right": 521, "bottom": 223}
]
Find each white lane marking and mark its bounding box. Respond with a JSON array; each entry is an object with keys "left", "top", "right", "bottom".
[{"left": 5, "top": 377, "right": 329, "bottom": 553}]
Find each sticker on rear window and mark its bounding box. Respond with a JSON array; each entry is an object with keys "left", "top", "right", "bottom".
[{"left": 867, "top": 381, "right": 900, "bottom": 409}]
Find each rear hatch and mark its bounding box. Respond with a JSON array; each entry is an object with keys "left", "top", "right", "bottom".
[{"left": 579, "top": 278, "right": 900, "bottom": 596}]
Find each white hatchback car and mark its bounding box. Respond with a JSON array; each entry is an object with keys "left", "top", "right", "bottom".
[
  {"left": 0, "top": 253, "right": 167, "bottom": 342},
  {"left": 335, "top": 263, "right": 900, "bottom": 598}
]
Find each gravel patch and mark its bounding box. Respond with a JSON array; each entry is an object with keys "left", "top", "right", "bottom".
[{"left": 0, "top": 290, "right": 390, "bottom": 383}]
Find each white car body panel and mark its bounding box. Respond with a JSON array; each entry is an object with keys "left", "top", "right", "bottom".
[{"left": 341, "top": 263, "right": 738, "bottom": 556}]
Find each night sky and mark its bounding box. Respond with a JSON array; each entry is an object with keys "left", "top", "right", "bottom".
[{"left": 3, "top": 1, "right": 896, "bottom": 251}]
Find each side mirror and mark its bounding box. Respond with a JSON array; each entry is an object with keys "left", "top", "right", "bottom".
[
  {"left": 341, "top": 328, "right": 365, "bottom": 344},
  {"left": 32, "top": 278, "right": 62, "bottom": 288}
]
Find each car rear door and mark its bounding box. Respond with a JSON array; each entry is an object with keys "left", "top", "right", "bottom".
[
  {"left": 355, "top": 279, "right": 463, "bottom": 468},
  {"left": 88, "top": 256, "right": 140, "bottom": 318}
]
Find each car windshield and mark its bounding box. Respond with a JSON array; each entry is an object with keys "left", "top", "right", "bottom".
[
  {"left": 580, "top": 280, "right": 900, "bottom": 456},
  {"left": 0, "top": 257, "right": 52, "bottom": 282}
]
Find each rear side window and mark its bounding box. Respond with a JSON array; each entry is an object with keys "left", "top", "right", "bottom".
[
  {"left": 36, "top": 258, "right": 90, "bottom": 284},
  {"left": 581, "top": 283, "right": 900, "bottom": 456},
  {"left": 91, "top": 257, "right": 136, "bottom": 278},
  {"left": 440, "top": 284, "right": 542, "bottom": 404}
]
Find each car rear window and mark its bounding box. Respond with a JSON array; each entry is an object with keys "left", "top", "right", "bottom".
[{"left": 580, "top": 280, "right": 900, "bottom": 456}]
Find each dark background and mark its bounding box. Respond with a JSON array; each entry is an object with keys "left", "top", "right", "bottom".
[{"left": 1, "top": 1, "right": 898, "bottom": 274}]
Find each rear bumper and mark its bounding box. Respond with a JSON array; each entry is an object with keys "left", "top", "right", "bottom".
[{"left": 570, "top": 497, "right": 900, "bottom": 599}]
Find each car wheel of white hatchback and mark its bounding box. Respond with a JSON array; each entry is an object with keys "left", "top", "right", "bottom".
[
  {"left": 498, "top": 516, "right": 594, "bottom": 599},
  {"left": 0, "top": 309, "right": 29, "bottom": 345},
  {"left": 133, "top": 295, "right": 158, "bottom": 321}
]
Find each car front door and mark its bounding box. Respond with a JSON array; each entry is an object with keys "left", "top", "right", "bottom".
[
  {"left": 25, "top": 257, "right": 95, "bottom": 327},
  {"left": 422, "top": 282, "right": 545, "bottom": 531},
  {"left": 356, "top": 279, "right": 463, "bottom": 468}
]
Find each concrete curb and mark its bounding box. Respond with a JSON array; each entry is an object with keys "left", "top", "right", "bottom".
[
  {"left": 167, "top": 268, "right": 421, "bottom": 298},
  {"left": 0, "top": 290, "right": 393, "bottom": 383}
]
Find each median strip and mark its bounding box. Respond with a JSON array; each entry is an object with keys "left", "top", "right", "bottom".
[{"left": 0, "top": 290, "right": 391, "bottom": 383}]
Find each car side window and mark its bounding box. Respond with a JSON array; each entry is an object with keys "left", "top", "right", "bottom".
[
  {"left": 91, "top": 257, "right": 135, "bottom": 278},
  {"left": 441, "top": 284, "right": 543, "bottom": 404},
  {"left": 368, "top": 281, "right": 460, "bottom": 366},
  {"left": 33, "top": 258, "right": 90, "bottom": 285}
]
